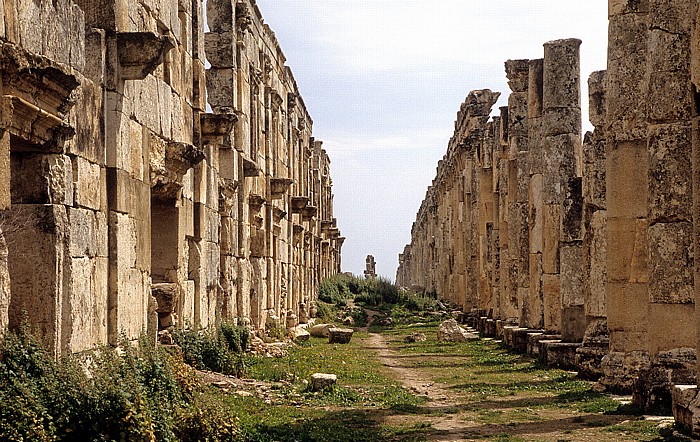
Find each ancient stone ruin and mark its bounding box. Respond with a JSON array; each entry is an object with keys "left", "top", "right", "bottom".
[
  {"left": 0, "top": 0, "right": 343, "bottom": 356},
  {"left": 396, "top": 1, "right": 700, "bottom": 435},
  {"left": 364, "top": 254, "right": 377, "bottom": 279}
]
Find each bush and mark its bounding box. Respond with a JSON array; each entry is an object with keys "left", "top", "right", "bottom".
[
  {"left": 318, "top": 274, "right": 353, "bottom": 305},
  {"left": 0, "top": 324, "right": 241, "bottom": 441},
  {"left": 173, "top": 321, "right": 250, "bottom": 376}
]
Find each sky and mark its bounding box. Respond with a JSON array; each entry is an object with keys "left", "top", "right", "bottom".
[{"left": 250, "top": 1, "right": 610, "bottom": 279}]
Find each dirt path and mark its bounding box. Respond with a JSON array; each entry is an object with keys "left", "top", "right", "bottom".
[{"left": 362, "top": 329, "right": 670, "bottom": 442}]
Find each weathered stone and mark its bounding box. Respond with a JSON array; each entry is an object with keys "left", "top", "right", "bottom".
[
  {"left": 310, "top": 323, "right": 334, "bottom": 338},
  {"left": 328, "top": 327, "right": 354, "bottom": 344},
  {"left": 310, "top": 373, "right": 337, "bottom": 391},
  {"left": 437, "top": 319, "right": 478, "bottom": 343}
]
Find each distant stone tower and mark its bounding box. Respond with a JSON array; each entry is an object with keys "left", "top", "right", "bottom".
[{"left": 364, "top": 255, "right": 377, "bottom": 279}]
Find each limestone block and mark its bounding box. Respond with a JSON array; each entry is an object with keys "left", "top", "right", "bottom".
[
  {"left": 648, "top": 303, "right": 695, "bottom": 354},
  {"left": 65, "top": 256, "right": 108, "bottom": 352},
  {"left": 11, "top": 154, "right": 73, "bottom": 205},
  {"left": 529, "top": 174, "right": 544, "bottom": 254},
  {"left": 542, "top": 135, "right": 578, "bottom": 205},
  {"left": 582, "top": 133, "right": 606, "bottom": 210},
  {"left": 67, "top": 207, "right": 97, "bottom": 258},
  {"left": 609, "top": 0, "right": 649, "bottom": 15},
  {"left": 507, "top": 92, "right": 528, "bottom": 136},
  {"left": 7, "top": 204, "right": 68, "bottom": 353},
  {"left": 17, "top": 0, "right": 42, "bottom": 54},
  {"left": 170, "top": 92, "right": 184, "bottom": 143},
  {"left": 132, "top": 75, "right": 160, "bottom": 134},
  {"left": 647, "top": 123, "right": 692, "bottom": 223},
  {"left": 528, "top": 59, "right": 544, "bottom": 118},
  {"left": 606, "top": 15, "right": 648, "bottom": 141},
  {"left": 158, "top": 80, "right": 172, "bottom": 139},
  {"left": 607, "top": 217, "right": 646, "bottom": 282},
  {"left": 206, "top": 67, "right": 236, "bottom": 110},
  {"left": 96, "top": 211, "right": 108, "bottom": 257},
  {"left": 543, "top": 39, "right": 581, "bottom": 111},
  {"left": 105, "top": 109, "right": 132, "bottom": 171},
  {"left": 182, "top": 279, "right": 196, "bottom": 325},
  {"left": 205, "top": 31, "right": 235, "bottom": 68},
  {"left": 648, "top": 0, "right": 694, "bottom": 35},
  {"left": 206, "top": 0, "right": 234, "bottom": 33},
  {"left": 542, "top": 274, "right": 561, "bottom": 333},
  {"left": 606, "top": 282, "right": 648, "bottom": 333},
  {"left": 648, "top": 222, "right": 693, "bottom": 304},
  {"left": 528, "top": 253, "right": 543, "bottom": 328},
  {"left": 505, "top": 59, "right": 530, "bottom": 93},
  {"left": 542, "top": 204, "right": 560, "bottom": 274},
  {"left": 584, "top": 210, "right": 607, "bottom": 318},
  {"left": 181, "top": 52, "right": 194, "bottom": 108},
  {"left": 600, "top": 350, "right": 650, "bottom": 393},
  {"left": 541, "top": 108, "right": 582, "bottom": 138},
  {"left": 71, "top": 77, "right": 104, "bottom": 164},
  {"left": 606, "top": 140, "right": 648, "bottom": 218},
  {"left": 648, "top": 72, "right": 693, "bottom": 123},
  {"left": 73, "top": 157, "right": 101, "bottom": 210},
  {"left": 108, "top": 211, "right": 136, "bottom": 270},
  {"left": 106, "top": 167, "right": 132, "bottom": 214},
  {"left": 560, "top": 243, "right": 583, "bottom": 307},
  {"left": 588, "top": 71, "right": 607, "bottom": 129},
  {"left": 193, "top": 60, "right": 207, "bottom": 111}
]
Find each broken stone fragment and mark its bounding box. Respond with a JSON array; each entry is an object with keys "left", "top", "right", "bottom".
[
  {"left": 404, "top": 333, "right": 427, "bottom": 343},
  {"left": 437, "top": 319, "right": 479, "bottom": 343},
  {"left": 290, "top": 326, "right": 309, "bottom": 343},
  {"left": 310, "top": 323, "right": 334, "bottom": 338},
  {"left": 310, "top": 373, "right": 337, "bottom": 391},
  {"left": 328, "top": 327, "right": 354, "bottom": 344}
]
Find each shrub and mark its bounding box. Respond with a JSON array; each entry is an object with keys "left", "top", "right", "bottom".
[
  {"left": 0, "top": 324, "right": 241, "bottom": 441},
  {"left": 318, "top": 274, "right": 352, "bottom": 305}
]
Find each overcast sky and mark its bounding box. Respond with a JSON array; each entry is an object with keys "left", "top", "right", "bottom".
[{"left": 253, "top": 1, "right": 609, "bottom": 278}]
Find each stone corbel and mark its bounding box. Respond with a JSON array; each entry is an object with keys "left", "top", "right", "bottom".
[
  {"left": 201, "top": 111, "right": 237, "bottom": 145},
  {"left": 302, "top": 205, "right": 317, "bottom": 222},
  {"left": 236, "top": 2, "right": 253, "bottom": 35},
  {"left": 270, "top": 90, "right": 284, "bottom": 108},
  {"left": 290, "top": 196, "right": 309, "bottom": 213},
  {"left": 241, "top": 154, "right": 261, "bottom": 177},
  {"left": 272, "top": 206, "right": 287, "bottom": 222},
  {"left": 270, "top": 177, "right": 293, "bottom": 199},
  {"left": 117, "top": 32, "right": 176, "bottom": 80},
  {"left": 248, "top": 193, "right": 266, "bottom": 212},
  {"left": 287, "top": 93, "right": 297, "bottom": 110},
  {"left": 150, "top": 139, "right": 205, "bottom": 199}
]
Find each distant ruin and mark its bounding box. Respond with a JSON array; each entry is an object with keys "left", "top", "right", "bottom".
[
  {"left": 364, "top": 255, "right": 377, "bottom": 279},
  {"left": 397, "top": 1, "right": 700, "bottom": 435},
  {"left": 0, "top": 0, "right": 343, "bottom": 355}
]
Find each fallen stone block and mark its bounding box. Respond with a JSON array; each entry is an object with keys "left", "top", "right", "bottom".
[
  {"left": 328, "top": 327, "right": 354, "bottom": 344},
  {"left": 437, "top": 319, "right": 478, "bottom": 343},
  {"left": 310, "top": 373, "right": 337, "bottom": 391},
  {"left": 290, "top": 326, "right": 310, "bottom": 343},
  {"left": 310, "top": 323, "right": 334, "bottom": 338}
]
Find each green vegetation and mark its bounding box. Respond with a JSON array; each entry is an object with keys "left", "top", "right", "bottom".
[
  {"left": 0, "top": 323, "right": 237, "bottom": 441},
  {"left": 173, "top": 321, "right": 250, "bottom": 376}
]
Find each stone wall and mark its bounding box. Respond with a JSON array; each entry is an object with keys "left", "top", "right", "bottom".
[
  {"left": 0, "top": 0, "right": 343, "bottom": 355},
  {"left": 397, "top": 0, "right": 700, "bottom": 426}
]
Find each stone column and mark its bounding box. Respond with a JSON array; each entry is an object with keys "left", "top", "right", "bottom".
[
  {"left": 505, "top": 59, "right": 530, "bottom": 325},
  {"left": 601, "top": 0, "right": 651, "bottom": 393},
  {"left": 634, "top": 0, "right": 695, "bottom": 411},
  {"left": 576, "top": 70, "right": 610, "bottom": 379}
]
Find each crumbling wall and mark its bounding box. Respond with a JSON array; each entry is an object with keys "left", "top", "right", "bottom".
[
  {"left": 0, "top": 0, "right": 343, "bottom": 355},
  {"left": 397, "top": 0, "right": 700, "bottom": 425}
]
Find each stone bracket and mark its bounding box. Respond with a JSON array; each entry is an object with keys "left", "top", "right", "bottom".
[
  {"left": 117, "top": 32, "right": 176, "bottom": 80},
  {"left": 302, "top": 205, "right": 317, "bottom": 221},
  {"left": 291, "top": 196, "right": 309, "bottom": 213},
  {"left": 270, "top": 177, "right": 293, "bottom": 199},
  {"left": 201, "top": 111, "right": 237, "bottom": 145},
  {"left": 242, "top": 154, "right": 260, "bottom": 177}
]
